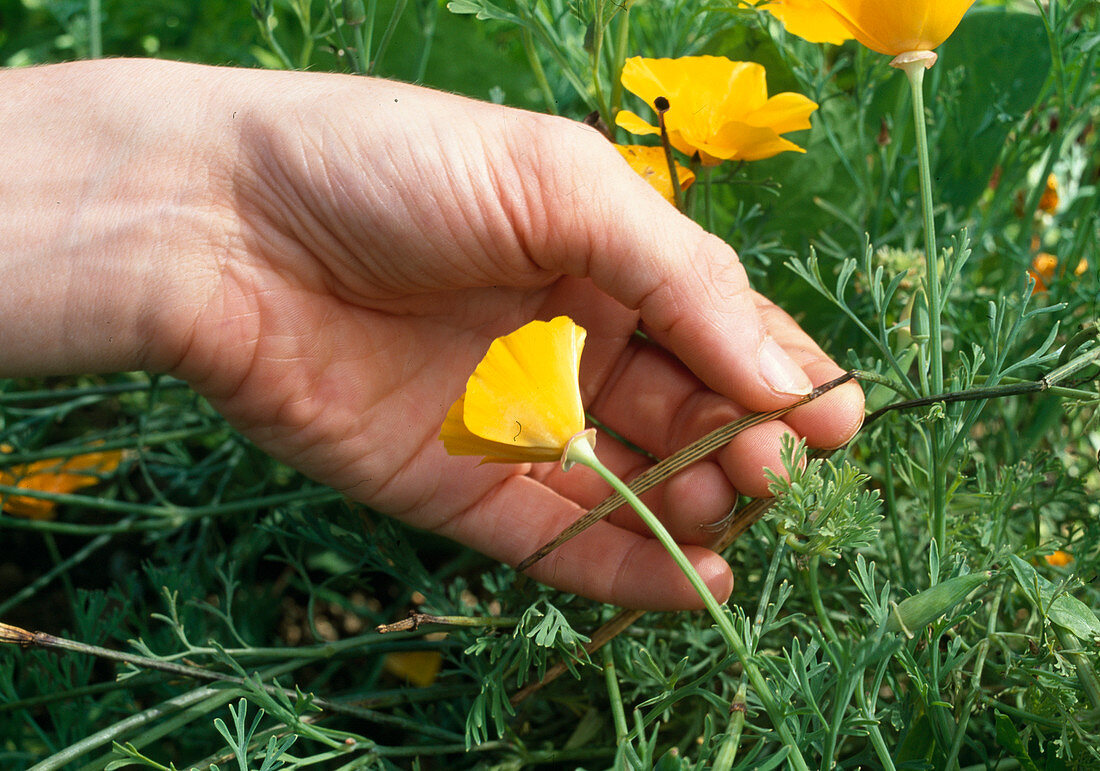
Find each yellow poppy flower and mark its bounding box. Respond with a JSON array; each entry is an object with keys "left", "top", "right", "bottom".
[
  {"left": 817, "top": 0, "right": 977, "bottom": 56},
  {"left": 1, "top": 444, "right": 124, "bottom": 520},
  {"left": 440, "top": 317, "right": 587, "bottom": 464},
  {"left": 615, "top": 56, "right": 818, "bottom": 166},
  {"left": 759, "top": 0, "right": 854, "bottom": 46},
  {"left": 615, "top": 144, "right": 696, "bottom": 204}
]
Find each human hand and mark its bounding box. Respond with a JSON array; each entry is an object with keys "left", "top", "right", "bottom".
[{"left": 1, "top": 59, "right": 863, "bottom": 610}]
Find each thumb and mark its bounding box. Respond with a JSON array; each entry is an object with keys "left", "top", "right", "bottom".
[{"left": 520, "top": 118, "right": 813, "bottom": 410}]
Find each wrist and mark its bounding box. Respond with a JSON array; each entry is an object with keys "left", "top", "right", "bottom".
[{"left": 0, "top": 59, "right": 239, "bottom": 378}]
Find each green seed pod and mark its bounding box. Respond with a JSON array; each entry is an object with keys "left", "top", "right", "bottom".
[{"left": 886, "top": 571, "right": 991, "bottom": 635}]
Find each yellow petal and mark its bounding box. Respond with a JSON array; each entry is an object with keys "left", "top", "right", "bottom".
[
  {"left": 440, "top": 317, "right": 587, "bottom": 464},
  {"left": 383, "top": 651, "right": 442, "bottom": 687},
  {"left": 760, "top": 0, "right": 854, "bottom": 45},
  {"left": 698, "top": 123, "right": 808, "bottom": 162},
  {"left": 614, "top": 110, "right": 660, "bottom": 139},
  {"left": 743, "top": 92, "right": 818, "bottom": 134},
  {"left": 615, "top": 144, "right": 696, "bottom": 204},
  {"left": 439, "top": 395, "right": 559, "bottom": 463},
  {"left": 819, "top": 0, "right": 978, "bottom": 55}
]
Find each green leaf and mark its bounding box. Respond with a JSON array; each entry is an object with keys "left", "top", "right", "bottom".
[
  {"left": 1048, "top": 594, "right": 1100, "bottom": 640},
  {"left": 1008, "top": 554, "right": 1100, "bottom": 638},
  {"left": 994, "top": 712, "right": 1041, "bottom": 771},
  {"left": 446, "top": 0, "right": 521, "bottom": 24}
]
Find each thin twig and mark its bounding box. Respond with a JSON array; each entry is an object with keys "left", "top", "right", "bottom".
[{"left": 516, "top": 371, "right": 857, "bottom": 572}]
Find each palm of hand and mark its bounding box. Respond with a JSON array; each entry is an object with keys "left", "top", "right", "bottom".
[{"left": 168, "top": 77, "right": 861, "bottom": 609}]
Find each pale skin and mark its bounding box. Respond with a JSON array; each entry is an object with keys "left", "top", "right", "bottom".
[{"left": 2, "top": 59, "right": 864, "bottom": 611}]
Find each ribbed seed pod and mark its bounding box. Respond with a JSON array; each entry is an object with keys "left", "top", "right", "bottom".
[{"left": 886, "top": 571, "right": 992, "bottom": 635}]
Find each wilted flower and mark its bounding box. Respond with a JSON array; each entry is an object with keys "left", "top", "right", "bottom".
[
  {"left": 1, "top": 445, "right": 124, "bottom": 520},
  {"left": 615, "top": 144, "right": 696, "bottom": 204},
  {"left": 439, "top": 317, "right": 587, "bottom": 464},
  {"left": 616, "top": 56, "right": 818, "bottom": 166},
  {"left": 759, "top": 0, "right": 853, "bottom": 45}
]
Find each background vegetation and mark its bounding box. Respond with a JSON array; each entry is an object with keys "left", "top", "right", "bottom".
[{"left": 1, "top": 0, "right": 1098, "bottom": 768}]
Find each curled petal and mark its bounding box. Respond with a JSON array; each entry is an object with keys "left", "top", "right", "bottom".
[{"left": 440, "top": 317, "right": 587, "bottom": 464}]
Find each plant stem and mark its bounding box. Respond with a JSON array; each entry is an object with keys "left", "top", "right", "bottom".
[
  {"left": 87, "top": 0, "right": 102, "bottom": 59},
  {"left": 712, "top": 683, "right": 748, "bottom": 771},
  {"left": 897, "top": 55, "right": 947, "bottom": 554},
  {"left": 654, "top": 98, "right": 684, "bottom": 213},
  {"left": 589, "top": 0, "right": 611, "bottom": 127},
  {"left": 566, "top": 440, "right": 810, "bottom": 771},
  {"left": 521, "top": 29, "right": 558, "bottom": 116},
  {"left": 371, "top": 0, "right": 408, "bottom": 75},
  {"left": 602, "top": 644, "right": 630, "bottom": 745},
  {"left": 608, "top": 2, "right": 632, "bottom": 118},
  {"left": 807, "top": 555, "right": 840, "bottom": 646}
]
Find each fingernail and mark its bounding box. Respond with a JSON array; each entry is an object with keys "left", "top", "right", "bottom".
[{"left": 759, "top": 338, "right": 812, "bottom": 396}]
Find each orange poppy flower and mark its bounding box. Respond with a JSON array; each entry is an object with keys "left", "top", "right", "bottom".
[{"left": 1, "top": 445, "right": 124, "bottom": 520}]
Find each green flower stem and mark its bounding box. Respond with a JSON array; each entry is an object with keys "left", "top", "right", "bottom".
[
  {"left": 88, "top": 0, "right": 102, "bottom": 59},
  {"left": 376, "top": 612, "right": 519, "bottom": 633},
  {"left": 897, "top": 55, "right": 947, "bottom": 554},
  {"left": 896, "top": 59, "right": 943, "bottom": 389},
  {"left": 601, "top": 644, "right": 630, "bottom": 745},
  {"left": 712, "top": 682, "right": 748, "bottom": 771},
  {"left": 589, "top": 0, "right": 611, "bottom": 127},
  {"left": 608, "top": 2, "right": 632, "bottom": 118},
  {"left": 370, "top": 0, "right": 408, "bottom": 76},
  {"left": 944, "top": 589, "right": 1001, "bottom": 770},
  {"left": 703, "top": 165, "right": 714, "bottom": 234},
  {"left": 522, "top": 29, "right": 558, "bottom": 116},
  {"left": 565, "top": 439, "right": 810, "bottom": 771},
  {"left": 807, "top": 555, "right": 839, "bottom": 646},
  {"left": 28, "top": 686, "right": 242, "bottom": 771},
  {"left": 855, "top": 684, "right": 898, "bottom": 771}
]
